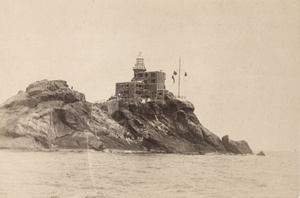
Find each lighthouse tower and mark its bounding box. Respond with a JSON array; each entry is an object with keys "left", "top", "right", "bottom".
[
  {"left": 133, "top": 52, "right": 146, "bottom": 78},
  {"left": 116, "top": 52, "right": 167, "bottom": 100}
]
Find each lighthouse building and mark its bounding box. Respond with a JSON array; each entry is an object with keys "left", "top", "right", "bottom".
[{"left": 115, "top": 52, "right": 167, "bottom": 100}]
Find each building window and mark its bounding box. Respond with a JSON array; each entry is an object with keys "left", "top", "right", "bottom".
[
  {"left": 139, "top": 73, "right": 143, "bottom": 77},
  {"left": 151, "top": 79, "right": 155, "bottom": 83},
  {"left": 145, "top": 73, "right": 148, "bottom": 77},
  {"left": 144, "top": 80, "right": 147, "bottom": 83},
  {"left": 151, "top": 73, "right": 155, "bottom": 77}
]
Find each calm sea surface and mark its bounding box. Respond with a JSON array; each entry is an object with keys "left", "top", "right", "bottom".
[{"left": 0, "top": 150, "right": 298, "bottom": 198}]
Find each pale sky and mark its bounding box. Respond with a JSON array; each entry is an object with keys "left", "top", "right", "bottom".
[{"left": 0, "top": 0, "right": 299, "bottom": 152}]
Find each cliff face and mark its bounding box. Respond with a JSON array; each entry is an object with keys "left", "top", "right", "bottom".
[
  {"left": 0, "top": 80, "right": 253, "bottom": 154},
  {"left": 109, "top": 96, "right": 227, "bottom": 154},
  {"left": 0, "top": 80, "right": 133, "bottom": 151}
]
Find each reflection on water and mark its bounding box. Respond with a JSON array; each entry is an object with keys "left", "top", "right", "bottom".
[{"left": 0, "top": 150, "right": 298, "bottom": 198}]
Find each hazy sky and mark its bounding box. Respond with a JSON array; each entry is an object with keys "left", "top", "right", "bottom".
[{"left": 1, "top": 0, "right": 299, "bottom": 151}]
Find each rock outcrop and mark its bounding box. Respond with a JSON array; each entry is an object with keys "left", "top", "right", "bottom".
[
  {"left": 0, "top": 80, "right": 253, "bottom": 155},
  {"left": 108, "top": 93, "right": 227, "bottom": 154},
  {"left": 257, "top": 151, "right": 265, "bottom": 156},
  {"left": 222, "top": 135, "right": 253, "bottom": 154},
  {"left": 0, "top": 80, "right": 134, "bottom": 151}
]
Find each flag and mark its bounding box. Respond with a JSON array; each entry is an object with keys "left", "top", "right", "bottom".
[
  {"left": 173, "top": 71, "right": 177, "bottom": 75},
  {"left": 185, "top": 72, "right": 187, "bottom": 76},
  {"left": 172, "top": 75, "right": 175, "bottom": 83}
]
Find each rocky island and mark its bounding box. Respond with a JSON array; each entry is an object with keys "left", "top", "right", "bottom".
[
  {"left": 0, "top": 53, "right": 253, "bottom": 155},
  {"left": 0, "top": 79, "right": 253, "bottom": 155}
]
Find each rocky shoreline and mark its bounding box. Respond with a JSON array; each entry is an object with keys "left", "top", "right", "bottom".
[{"left": 0, "top": 80, "right": 253, "bottom": 155}]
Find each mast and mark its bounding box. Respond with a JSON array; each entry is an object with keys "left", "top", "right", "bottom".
[{"left": 178, "top": 57, "right": 181, "bottom": 97}]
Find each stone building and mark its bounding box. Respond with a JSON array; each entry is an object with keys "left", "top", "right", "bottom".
[{"left": 115, "top": 52, "right": 168, "bottom": 100}]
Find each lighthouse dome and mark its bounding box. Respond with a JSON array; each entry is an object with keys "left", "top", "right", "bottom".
[{"left": 137, "top": 52, "right": 144, "bottom": 59}]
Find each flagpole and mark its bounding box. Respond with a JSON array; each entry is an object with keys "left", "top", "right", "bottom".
[{"left": 178, "top": 57, "right": 181, "bottom": 97}]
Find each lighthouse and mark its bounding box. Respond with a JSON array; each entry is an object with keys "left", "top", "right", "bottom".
[
  {"left": 133, "top": 52, "right": 146, "bottom": 77},
  {"left": 115, "top": 52, "right": 167, "bottom": 100}
]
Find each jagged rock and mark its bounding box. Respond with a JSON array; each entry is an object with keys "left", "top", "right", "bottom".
[
  {"left": 202, "top": 127, "right": 226, "bottom": 150},
  {"left": 26, "top": 79, "right": 85, "bottom": 103},
  {"left": 54, "top": 131, "right": 104, "bottom": 150},
  {"left": 111, "top": 96, "right": 228, "bottom": 154},
  {"left": 257, "top": 151, "right": 265, "bottom": 156},
  {"left": 222, "top": 135, "right": 253, "bottom": 154},
  {"left": 0, "top": 80, "right": 131, "bottom": 151},
  {"left": 0, "top": 79, "right": 253, "bottom": 154},
  {"left": 1, "top": 92, "right": 38, "bottom": 108}
]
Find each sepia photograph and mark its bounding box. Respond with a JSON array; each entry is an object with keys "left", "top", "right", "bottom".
[{"left": 0, "top": 0, "right": 299, "bottom": 197}]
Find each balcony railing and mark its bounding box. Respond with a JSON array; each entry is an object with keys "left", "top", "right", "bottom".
[{"left": 133, "top": 66, "right": 146, "bottom": 70}]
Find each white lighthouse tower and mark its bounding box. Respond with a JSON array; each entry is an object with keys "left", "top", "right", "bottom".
[{"left": 133, "top": 52, "right": 146, "bottom": 77}]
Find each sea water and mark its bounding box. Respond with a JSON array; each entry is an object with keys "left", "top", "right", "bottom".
[{"left": 0, "top": 150, "right": 298, "bottom": 198}]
